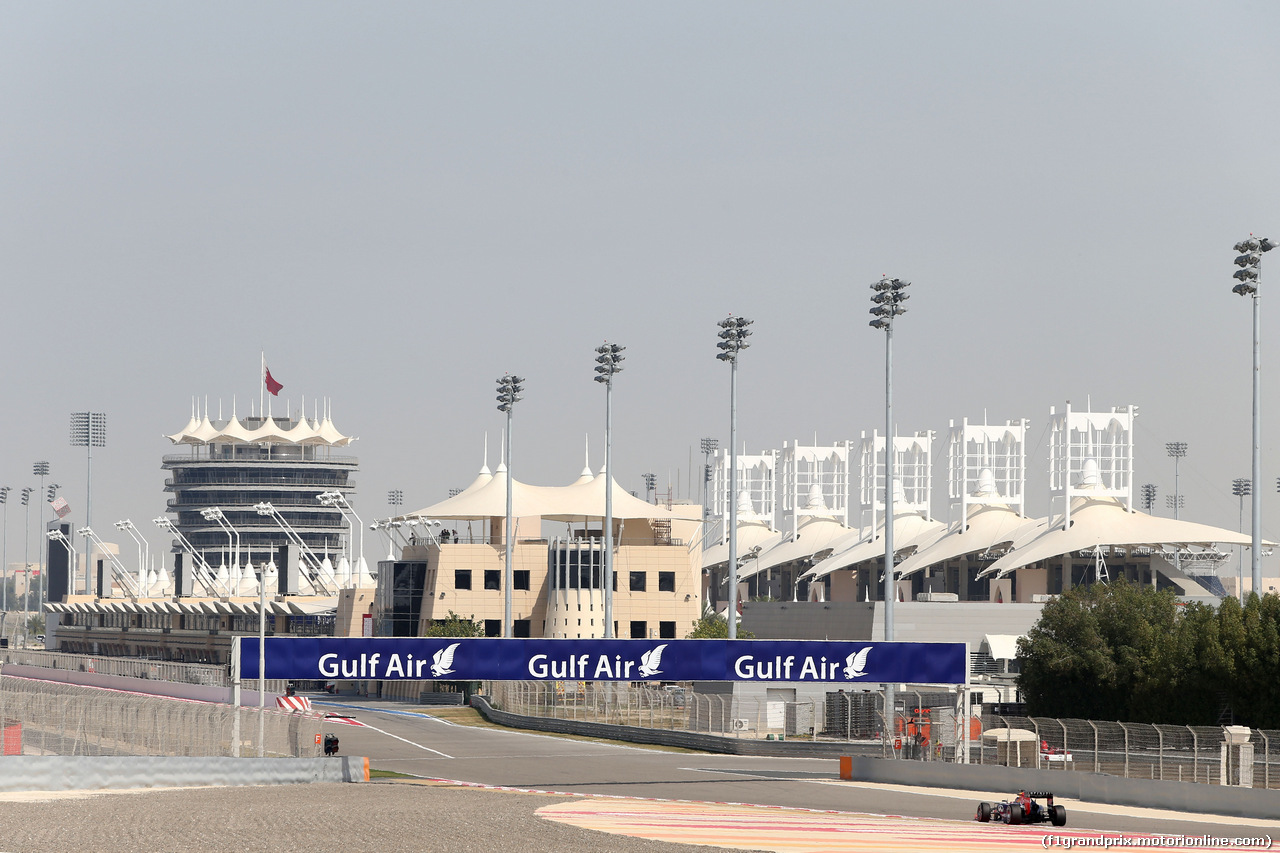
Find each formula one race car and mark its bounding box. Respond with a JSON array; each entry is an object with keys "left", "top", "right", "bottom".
[{"left": 975, "top": 791, "right": 1066, "bottom": 826}]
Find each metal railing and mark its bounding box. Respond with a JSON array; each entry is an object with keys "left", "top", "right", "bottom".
[
  {"left": 485, "top": 682, "right": 1280, "bottom": 788},
  {"left": 0, "top": 676, "right": 320, "bottom": 757},
  {"left": 976, "top": 713, "right": 1280, "bottom": 789},
  {"left": 0, "top": 648, "right": 287, "bottom": 694}
]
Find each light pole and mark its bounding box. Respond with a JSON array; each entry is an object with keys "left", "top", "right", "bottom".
[
  {"left": 1233, "top": 478, "right": 1252, "bottom": 605},
  {"left": 700, "top": 437, "right": 718, "bottom": 517},
  {"left": 716, "top": 315, "right": 752, "bottom": 639},
  {"left": 642, "top": 473, "right": 657, "bottom": 504},
  {"left": 496, "top": 373, "right": 524, "bottom": 638},
  {"left": 201, "top": 508, "right": 240, "bottom": 589},
  {"left": 1233, "top": 236, "right": 1275, "bottom": 598},
  {"left": 595, "top": 342, "right": 624, "bottom": 639},
  {"left": 70, "top": 411, "right": 106, "bottom": 593},
  {"left": 33, "top": 463, "right": 49, "bottom": 610},
  {"left": 115, "top": 519, "right": 151, "bottom": 597},
  {"left": 20, "top": 488, "right": 33, "bottom": 645},
  {"left": 870, "top": 276, "right": 909, "bottom": 737},
  {"left": 1139, "top": 483, "right": 1157, "bottom": 513},
  {"left": 0, "top": 486, "right": 9, "bottom": 614},
  {"left": 317, "top": 491, "right": 366, "bottom": 584},
  {"left": 387, "top": 490, "right": 403, "bottom": 510},
  {"left": 1166, "top": 442, "right": 1187, "bottom": 572}
]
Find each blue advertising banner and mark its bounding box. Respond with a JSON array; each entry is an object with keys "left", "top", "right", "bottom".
[{"left": 240, "top": 638, "right": 968, "bottom": 685}]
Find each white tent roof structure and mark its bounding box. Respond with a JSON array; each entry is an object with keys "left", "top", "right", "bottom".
[
  {"left": 894, "top": 503, "right": 1040, "bottom": 579},
  {"left": 742, "top": 514, "right": 854, "bottom": 581},
  {"left": 983, "top": 494, "right": 1266, "bottom": 578},
  {"left": 804, "top": 512, "right": 946, "bottom": 579},
  {"left": 166, "top": 411, "right": 354, "bottom": 447},
  {"left": 404, "top": 469, "right": 700, "bottom": 522}
]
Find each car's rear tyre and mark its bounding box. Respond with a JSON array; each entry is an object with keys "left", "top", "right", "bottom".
[
  {"left": 1051, "top": 804, "right": 1067, "bottom": 827},
  {"left": 977, "top": 802, "right": 992, "bottom": 822},
  {"left": 1008, "top": 803, "right": 1023, "bottom": 825}
]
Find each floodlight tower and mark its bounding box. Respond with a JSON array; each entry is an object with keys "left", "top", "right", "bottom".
[
  {"left": 1166, "top": 442, "right": 1187, "bottom": 573},
  {"left": 1139, "top": 483, "right": 1157, "bottom": 513},
  {"left": 1233, "top": 478, "right": 1252, "bottom": 604},
  {"left": 496, "top": 373, "right": 524, "bottom": 638},
  {"left": 870, "top": 276, "right": 908, "bottom": 738},
  {"left": 0, "top": 486, "right": 10, "bottom": 612},
  {"left": 114, "top": 520, "right": 151, "bottom": 599},
  {"left": 595, "top": 341, "right": 625, "bottom": 639},
  {"left": 1233, "top": 235, "right": 1275, "bottom": 597},
  {"left": 716, "top": 315, "right": 752, "bottom": 639},
  {"left": 869, "top": 279, "right": 909, "bottom": 637},
  {"left": 642, "top": 473, "right": 657, "bottom": 503},
  {"left": 20, "top": 488, "right": 33, "bottom": 644},
  {"left": 70, "top": 412, "right": 106, "bottom": 569}
]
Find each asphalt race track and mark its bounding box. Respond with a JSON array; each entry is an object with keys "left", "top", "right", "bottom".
[{"left": 318, "top": 697, "right": 1276, "bottom": 844}]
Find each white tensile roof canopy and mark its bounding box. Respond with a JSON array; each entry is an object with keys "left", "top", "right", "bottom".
[
  {"left": 982, "top": 493, "right": 1265, "bottom": 578},
  {"left": 404, "top": 469, "right": 700, "bottom": 522}
]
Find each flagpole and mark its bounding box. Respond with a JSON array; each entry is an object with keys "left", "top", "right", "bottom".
[{"left": 260, "top": 351, "right": 265, "bottom": 422}]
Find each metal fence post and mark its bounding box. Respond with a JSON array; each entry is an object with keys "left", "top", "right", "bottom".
[{"left": 1088, "top": 721, "right": 1099, "bottom": 774}]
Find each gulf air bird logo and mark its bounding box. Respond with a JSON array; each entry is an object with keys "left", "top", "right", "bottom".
[
  {"left": 431, "top": 643, "right": 460, "bottom": 677},
  {"left": 844, "top": 646, "right": 872, "bottom": 679},
  {"left": 638, "top": 644, "right": 668, "bottom": 678}
]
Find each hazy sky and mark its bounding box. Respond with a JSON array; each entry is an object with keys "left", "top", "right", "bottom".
[{"left": 3, "top": 2, "right": 1279, "bottom": 565}]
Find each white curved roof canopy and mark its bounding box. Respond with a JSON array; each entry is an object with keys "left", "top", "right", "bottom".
[
  {"left": 741, "top": 515, "right": 855, "bottom": 580},
  {"left": 405, "top": 470, "right": 700, "bottom": 522},
  {"left": 894, "top": 503, "right": 1039, "bottom": 579},
  {"left": 165, "top": 414, "right": 355, "bottom": 447},
  {"left": 804, "top": 512, "right": 947, "bottom": 579},
  {"left": 983, "top": 495, "right": 1265, "bottom": 578}
]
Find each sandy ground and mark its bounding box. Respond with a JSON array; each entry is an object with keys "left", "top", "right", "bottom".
[{"left": 0, "top": 782, "right": 747, "bottom": 853}]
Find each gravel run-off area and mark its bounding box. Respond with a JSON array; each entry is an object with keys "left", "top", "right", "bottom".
[{"left": 0, "top": 781, "right": 753, "bottom": 853}]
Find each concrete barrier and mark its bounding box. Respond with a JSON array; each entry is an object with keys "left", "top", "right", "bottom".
[
  {"left": 838, "top": 754, "right": 1280, "bottom": 821},
  {"left": 2, "top": 663, "right": 278, "bottom": 707},
  {"left": 0, "top": 755, "right": 368, "bottom": 792},
  {"left": 471, "top": 697, "right": 1277, "bottom": 820}
]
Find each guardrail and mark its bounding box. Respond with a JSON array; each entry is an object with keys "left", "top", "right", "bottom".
[
  {"left": 484, "top": 681, "right": 1280, "bottom": 789},
  {"left": 0, "top": 648, "right": 287, "bottom": 694},
  {"left": 0, "top": 676, "right": 320, "bottom": 758}
]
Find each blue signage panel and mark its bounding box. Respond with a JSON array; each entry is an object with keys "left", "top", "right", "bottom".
[{"left": 240, "top": 638, "right": 967, "bottom": 684}]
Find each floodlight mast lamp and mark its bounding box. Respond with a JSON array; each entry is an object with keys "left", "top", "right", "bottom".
[
  {"left": 496, "top": 373, "right": 524, "bottom": 638},
  {"left": 70, "top": 411, "right": 106, "bottom": 584},
  {"left": 20, "top": 488, "right": 33, "bottom": 644},
  {"left": 1139, "top": 483, "right": 1157, "bottom": 513},
  {"left": 1234, "top": 478, "right": 1253, "bottom": 605},
  {"left": 317, "top": 491, "right": 364, "bottom": 575},
  {"left": 595, "top": 342, "right": 625, "bottom": 639},
  {"left": 1166, "top": 442, "right": 1187, "bottom": 572},
  {"left": 869, "top": 276, "right": 908, "bottom": 739},
  {"left": 0, "top": 486, "right": 10, "bottom": 612},
  {"left": 114, "top": 519, "right": 150, "bottom": 598},
  {"left": 1233, "top": 236, "right": 1275, "bottom": 598},
  {"left": 868, "top": 278, "right": 909, "bottom": 642},
  {"left": 716, "top": 315, "right": 752, "bottom": 640}
]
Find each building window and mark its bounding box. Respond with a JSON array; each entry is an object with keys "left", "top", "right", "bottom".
[
  {"left": 659, "top": 621, "right": 676, "bottom": 639},
  {"left": 658, "top": 571, "right": 675, "bottom": 592},
  {"left": 514, "top": 570, "right": 530, "bottom": 590},
  {"left": 630, "top": 620, "right": 647, "bottom": 639},
  {"left": 484, "top": 569, "right": 501, "bottom": 590},
  {"left": 514, "top": 619, "right": 531, "bottom": 638},
  {"left": 629, "top": 571, "right": 646, "bottom": 592},
  {"left": 484, "top": 619, "right": 501, "bottom": 637},
  {"left": 454, "top": 570, "right": 472, "bottom": 590}
]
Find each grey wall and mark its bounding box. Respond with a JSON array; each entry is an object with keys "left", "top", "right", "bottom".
[
  {"left": 2, "top": 663, "right": 278, "bottom": 707},
  {"left": 0, "top": 756, "right": 366, "bottom": 792}
]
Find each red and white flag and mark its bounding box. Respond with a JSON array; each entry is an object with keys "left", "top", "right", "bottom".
[
  {"left": 50, "top": 497, "right": 70, "bottom": 519},
  {"left": 265, "top": 367, "right": 283, "bottom": 397}
]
